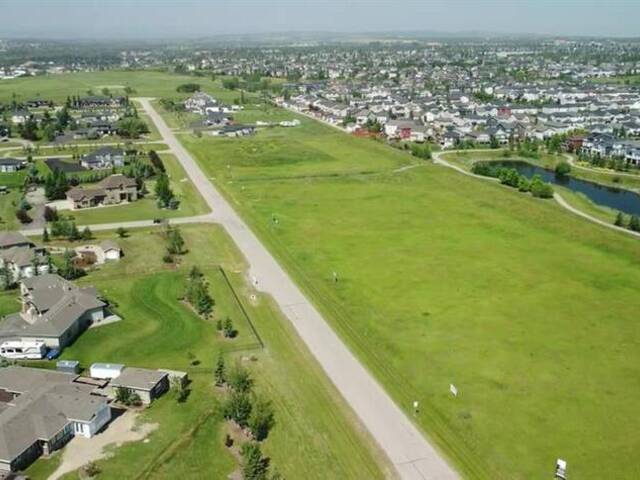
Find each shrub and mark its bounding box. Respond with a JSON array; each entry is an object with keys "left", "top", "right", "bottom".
[
  {"left": 223, "top": 317, "right": 237, "bottom": 338},
  {"left": 223, "top": 390, "right": 252, "bottom": 427},
  {"left": 176, "top": 83, "right": 201, "bottom": 93},
  {"left": 15, "top": 209, "right": 32, "bottom": 224},
  {"left": 471, "top": 162, "right": 495, "bottom": 177},
  {"left": 554, "top": 161, "right": 571, "bottom": 176},
  {"left": 248, "top": 397, "right": 275, "bottom": 441},
  {"left": 241, "top": 442, "right": 269, "bottom": 480},
  {"left": 530, "top": 175, "right": 554, "bottom": 198},
  {"left": 227, "top": 364, "right": 253, "bottom": 393},
  {"left": 43, "top": 205, "right": 58, "bottom": 222}
]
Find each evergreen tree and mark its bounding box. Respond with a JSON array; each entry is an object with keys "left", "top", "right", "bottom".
[
  {"left": 223, "top": 317, "right": 236, "bottom": 338},
  {"left": 614, "top": 212, "right": 625, "bottom": 227},
  {"left": 215, "top": 352, "right": 226, "bottom": 386},
  {"left": 223, "top": 391, "right": 252, "bottom": 427},
  {"left": 155, "top": 173, "right": 174, "bottom": 207},
  {"left": 42, "top": 227, "right": 50, "bottom": 243},
  {"left": 227, "top": 364, "right": 253, "bottom": 394},
  {"left": 69, "top": 222, "right": 81, "bottom": 241},
  {"left": 81, "top": 226, "right": 92, "bottom": 240},
  {"left": 241, "top": 442, "right": 269, "bottom": 480},
  {"left": 629, "top": 215, "right": 640, "bottom": 232},
  {"left": 248, "top": 397, "right": 275, "bottom": 441},
  {"left": 166, "top": 227, "right": 186, "bottom": 255}
]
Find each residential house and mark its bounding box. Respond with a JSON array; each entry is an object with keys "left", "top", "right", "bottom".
[
  {"left": 0, "top": 366, "right": 112, "bottom": 473},
  {"left": 0, "top": 232, "right": 49, "bottom": 282},
  {"left": 110, "top": 368, "right": 169, "bottom": 405},
  {"left": 25, "top": 99, "right": 53, "bottom": 108},
  {"left": 210, "top": 124, "right": 255, "bottom": 137},
  {"left": 185, "top": 92, "right": 216, "bottom": 114},
  {"left": 10, "top": 110, "right": 30, "bottom": 125},
  {"left": 0, "top": 273, "right": 106, "bottom": 349},
  {"left": 0, "top": 158, "right": 25, "bottom": 173},
  {"left": 80, "top": 146, "right": 125, "bottom": 170},
  {"left": 76, "top": 96, "right": 126, "bottom": 109},
  {"left": 66, "top": 174, "right": 138, "bottom": 210},
  {"left": 384, "top": 119, "right": 423, "bottom": 140},
  {"left": 204, "top": 111, "right": 232, "bottom": 126},
  {"left": 100, "top": 240, "right": 122, "bottom": 261}
]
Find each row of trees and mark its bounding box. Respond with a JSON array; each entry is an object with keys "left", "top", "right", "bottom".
[
  {"left": 184, "top": 266, "right": 214, "bottom": 317},
  {"left": 577, "top": 151, "right": 631, "bottom": 172},
  {"left": 614, "top": 212, "right": 640, "bottom": 232},
  {"left": 48, "top": 219, "right": 92, "bottom": 242},
  {"left": 472, "top": 163, "right": 555, "bottom": 199},
  {"left": 216, "top": 357, "right": 278, "bottom": 479}
]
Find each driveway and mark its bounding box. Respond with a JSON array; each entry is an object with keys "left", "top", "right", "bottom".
[
  {"left": 49, "top": 409, "right": 158, "bottom": 480},
  {"left": 137, "top": 97, "right": 459, "bottom": 480}
]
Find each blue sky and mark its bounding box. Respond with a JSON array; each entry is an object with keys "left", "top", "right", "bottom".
[{"left": 2, "top": 0, "right": 639, "bottom": 39}]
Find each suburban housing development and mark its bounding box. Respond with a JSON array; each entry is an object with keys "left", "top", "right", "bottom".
[{"left": 0, "top": 2, "right": 639, "bottom": 480}]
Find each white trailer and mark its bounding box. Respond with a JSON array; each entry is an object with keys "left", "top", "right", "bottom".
[
  {"left": 0, "top": 340, "right": 46, "bottom": 360},
  {"left": 90, "top": 362, "right": 125, "bottom": 379}
]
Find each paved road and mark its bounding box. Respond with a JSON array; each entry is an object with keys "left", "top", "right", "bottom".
[
  {"left": 20, "top": 213, "right": 215, "bottom": 236},
  {"left": 433, "top": 150, "right": 640, "bottom": 239},
  {"left": 137, "top": 98, "right": 459, "bottom": 480}
]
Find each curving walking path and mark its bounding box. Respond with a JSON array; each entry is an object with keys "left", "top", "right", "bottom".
[
  {"left": 433, "top": 150, "right": 640, "bottom": 239},
  {"left": 136, "top": 98, "right": 459, "bottom": 480}
]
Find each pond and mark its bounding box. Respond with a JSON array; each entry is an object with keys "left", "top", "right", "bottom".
[{"left": 489, "top": 160, "right": 640, "bottom": 216}]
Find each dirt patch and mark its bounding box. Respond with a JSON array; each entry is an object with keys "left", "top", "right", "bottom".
[{"left": 48, "top": 410, "right": 158, "bottom": 480}]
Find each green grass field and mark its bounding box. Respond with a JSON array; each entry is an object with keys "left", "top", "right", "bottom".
[
  {"left": 0, "top": 70, "right": 221, "bottom": 103},
  {"left": 174, "top": 106, "right": 640, "bottom": 479},
  {"left": 440, "top": 149, "right": 640, "bottom": 225},
  {"left": 6, "top": 224, "right": 387, "bottom": 479}
]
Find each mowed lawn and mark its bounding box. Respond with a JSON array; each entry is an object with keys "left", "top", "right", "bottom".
[
  {"left": 3, "top": 224, "right": 387, "bottom": 479},
  {"left": 69, "top": 153, "right": 210, "bottom": 225},
  {"left": 179, "top": 113, "right": 640, "bottom": 479}
]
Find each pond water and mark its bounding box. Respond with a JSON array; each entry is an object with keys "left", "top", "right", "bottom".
[{"left": 490, "top": 160, "right": 640, "bottom": 216}]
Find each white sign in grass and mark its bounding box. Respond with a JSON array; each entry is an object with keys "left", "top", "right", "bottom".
[{"left": 449, "top": 384, "right": 458, "bottom": 397}]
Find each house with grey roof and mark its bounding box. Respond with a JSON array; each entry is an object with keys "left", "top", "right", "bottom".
[
  {"left": 0, "top": 232, "right": 49, "bottom": 283},
  {"left": 0, "top": 273, "right": 106, "bottom": 349},
  {"left": 66, "top": 174, "right": 138, "bottom": 210},
  {"left": 0, "top": 366, "right": 111, "bottom": 473},
  {"left": 80, "top": 146, "right": 125, "bottom": 170},
  {"left": 0, "top": 232, "right": 33, "bottom": 251},
  {"left": 0, "top": 158, "right": 25, "bottom": 173},
  {"left": 110, "top": 368, "right": 169, "bottom": 405}
]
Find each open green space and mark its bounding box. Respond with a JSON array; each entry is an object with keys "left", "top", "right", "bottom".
[
  {"left": 175, "top": 106, "right": 640, "bottom": 479},
  {"left": 178, "top": 116, "right": 411, "bottom": 182},
  {"left": 0, "top": 70, "right": 229, "bottom": 103},
  {"left": 2, "top": 224, "right": 386, "bottom": 479}
]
